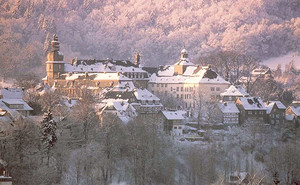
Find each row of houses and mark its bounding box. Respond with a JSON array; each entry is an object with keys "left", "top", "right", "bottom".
[{"left": 161, "top": 84, "right": 299, "bottom": 136}]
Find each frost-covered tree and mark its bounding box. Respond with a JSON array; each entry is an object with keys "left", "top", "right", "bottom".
[{"left": 41, "top": 110, "right": 57, "bottom": 165}]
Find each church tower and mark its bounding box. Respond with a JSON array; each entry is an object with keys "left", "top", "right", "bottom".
[
  {"left": 46, "top": 34, "right": 65, "bottom": 86},
  {"left": 174, "top": 48, "right": 194, "bottom": 75}
]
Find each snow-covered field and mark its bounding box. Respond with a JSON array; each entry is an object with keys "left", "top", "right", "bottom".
[{"left": 262, "top": 52, "right": 300, "bottom": 70}]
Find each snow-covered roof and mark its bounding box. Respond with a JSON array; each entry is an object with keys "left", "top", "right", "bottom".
[
  {"left": 62, "top": 99, "right": 78, "bottom": 108},
  {"left": 182, "top": 66, "right": 198, "bottom": 76},
  {"left": 134, "top": 89, "right": 160, "bottom": 101},
  {"left": 252, "top": 68, "right": 270, "bottom": 75},
  {"left": 220, "top": 85, "right": 249, "bottom": 97},
  {"left": 64, "top": 61, "right": 147, "bottom": 73},
  {"left": 264, "top": 101, "right": 286, "bottom": 114},
  {"left": 289, "top": 106, "right": 300, "bottom": 116},
  {"left": 181, "top": 48, "right": 187, "bottom": 54},
  {"left": 162, "top": 110, "right": 185, "bottom": 120},
  {"left": 99, "top": 99, "right": 137, "bottom": 123},
  {"left": 62, "top": 72, "right": 131, "bottom": 81},
  {"left": 0, "top": 88, "right": 23, "bottom": 99},
  {"left": 0, "top": 98, "right": 32, "bottom": 121},
  {"left": 174, "top": 59, "right": 194, "bottom": 66},
  {"left": 157, "top": 65, "right": 175, "bottom": 76},
  {"left": 237, "top": 97, "right": 266, "bottom": 110},
  {"left": 218, "top": 102, "right": 240, "bottom": 114},
  {"left": 112, "top": 81, "right": 135, "bottom": 92},
  {"left": 150, "top": 68, "right": 229, "bottom": 84}
]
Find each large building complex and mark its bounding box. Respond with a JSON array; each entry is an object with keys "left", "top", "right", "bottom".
[
  {"left": 43, "top": 35, "right": 149, "bottom": 97},
  {"left": 148, "top": 49, "right": 230, "bottom": 109}
]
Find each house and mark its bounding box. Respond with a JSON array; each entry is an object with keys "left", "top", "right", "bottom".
[
  {"left": 132, "top": 88, "right": 163, "bottom": 115},
  {"left": 285, "top": 105, "right": 300, "bottom": 125},
  {"left": 235, "top": 97, "right": 267, "bottom": 124},
  {"left": 147, "top": 49, "right": 230, "bottom": 109},
  {"left": 220, "top": 85, "right": 249, "bottom": 102},
  {"left": 265, "top": 101, "right": 286, "bottom": 125},
  {"left": 0, "top": 88, "right": 33, "bottom": 118},
  {"left": 161, "top": 110, "right": 185, "bottom": 136},
  {"left": 217, "top": 102, "right": 240, "bottom": 125},
  {"left": 251, "top": 68, "right": 272, "bottom": 78},
  {"left": 228, "top": 172, "right": 251, "bottom": 185},
  {"left": 98, "top": 100, "right": 137, "bottom": 124},
  {"left": 99, "top": 82, "right": 163, "bottom": 120}
]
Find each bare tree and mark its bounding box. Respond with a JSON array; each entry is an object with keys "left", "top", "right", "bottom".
[{"left": 71, "top": 89, "right": 97, "bottom": 142}]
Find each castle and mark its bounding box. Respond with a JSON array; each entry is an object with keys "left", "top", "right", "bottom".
[
  {"left": 43, "top": 35, "right": 230, "bottom": 107},
  {"left": 43, "top": 35, "right": 149, "bottom": 97}
]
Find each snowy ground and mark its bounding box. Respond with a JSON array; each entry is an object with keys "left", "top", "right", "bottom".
[{"left": 262, "top": 52, "right": 300, "bottom": 70}]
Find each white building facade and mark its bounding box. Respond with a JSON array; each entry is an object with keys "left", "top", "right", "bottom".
[{"left": 148, "top": 49, "right": 230, "bottom": 109}]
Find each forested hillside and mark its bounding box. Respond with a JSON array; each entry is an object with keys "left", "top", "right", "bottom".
[{"left": 0, "top": 0, "right": 300, "bottom": 78}]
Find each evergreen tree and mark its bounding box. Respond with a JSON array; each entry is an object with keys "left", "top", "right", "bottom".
[{"left": 41, "top": 110, "right": 57, "bottom": 165}]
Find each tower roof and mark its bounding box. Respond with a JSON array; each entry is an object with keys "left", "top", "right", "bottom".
[
  {"left": 47, "top": 34, "right": 64, "bottom": 61},
  {"left": 181, "top": 48, "right": 188, "bottom": 54}
]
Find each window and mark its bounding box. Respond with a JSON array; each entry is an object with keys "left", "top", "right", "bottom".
[
  {"left": 248, "top": 111, "right": 252, "bottom": 115},
  {"left": 216, "top": 87, "right": 220, "bottom": 91},
  {"left": 165, "top": 84, "right": 167, "bottom": 87},
  {"left": 211, "top": 87, "right": 215, "bottom": 91},
  {"left": 174, "top": 126, "right": 177, "bottom": 129},
  {"left": 181, "top": 87, "right": 183, "bottom": 91},
  {"left": 161, "top": 84, "right": 164, "bottom": 87},
  {"left": 177, "top": 87, "right": 179, "bottom": 91},
  {"left": 157, "top": 84, "right": 159, "bottom": 87},
  {"left": 177, "top": 94, "right": 179, "bottom": 98},
  {"left": 49, "top": 65, "right": 52, "bottom": 69},
  {"left": 171, "top": 87, "right": 173, "bottom": 91},
  {"left": 179, "top": 126, "right": 182, "bottom": 129},
  {"left": 152, "top": 84, "right": 154, "bottom": 87},
  {"left": 181, "top": 94, "right": 183, "bottom": 99}
]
